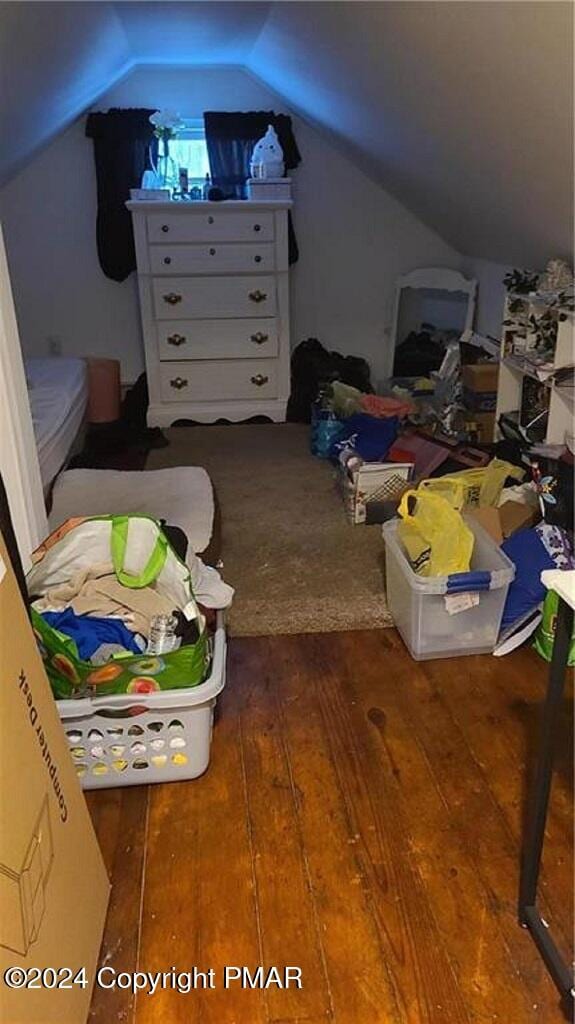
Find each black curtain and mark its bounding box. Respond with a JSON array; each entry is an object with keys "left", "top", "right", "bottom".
[
  {"left": 85, "top": 108, "right": 158, "bottom": 282},
  {"left": 203, "top": 111, "right": 301, "bottom": 263}
]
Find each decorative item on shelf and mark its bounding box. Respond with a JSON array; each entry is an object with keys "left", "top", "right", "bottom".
[
  {"left": 146, "top": 109, "right": 185, "bottom": 192},
  {"left": 130, "top": 187, "right": 170, "bottom": 202},
  {"left": 503, "top": 268, "right": 540, "bottom": 294},
  {"left": 247, "top": 177, "right": 292, "bottom": 201},
  {"left": 249, "top": 124, "right": 285, "bottom": 179},
  {"left": 539, "top": 258, "right": 574, "bottom": 295},
  {"left": 527, "top": 306, "right": 560, "bottom": 355}
]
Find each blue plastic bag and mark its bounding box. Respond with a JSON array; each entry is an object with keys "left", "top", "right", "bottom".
[
  {"left": 310, "top": 406, "right": 347, "bottom": 459},
  {"left": 334, "top": 413, "right": 399, "bottom": 462}
]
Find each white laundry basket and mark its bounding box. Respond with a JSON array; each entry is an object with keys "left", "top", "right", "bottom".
[
  {"left": 383, "top": 517, "right": 515, "bottom": 660},
  {"left": 57, "top": 615, "right": 226, "bottom": 789}
]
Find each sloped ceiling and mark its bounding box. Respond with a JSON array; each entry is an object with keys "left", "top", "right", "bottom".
[{"left": 0, "top": 1, "right": 572, "bottom": 266}]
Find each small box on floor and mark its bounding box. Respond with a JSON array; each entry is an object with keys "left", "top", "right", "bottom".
[
  {"left": 463, "top": 412, "right": 496, "bottom": 444},
  {"left": 339, "top": 461, "right": 413, "bottom": 524}
]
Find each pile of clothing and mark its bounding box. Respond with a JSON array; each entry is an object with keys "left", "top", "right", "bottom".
[
  {"left": 31, "top": 563, "right": 198, "bottom": 665},
  {"left": 310, "top": 381, "right": 414, "bottom": 463},
  {"left": 27, "top": 514, "right": 226, "bottom": 698}
]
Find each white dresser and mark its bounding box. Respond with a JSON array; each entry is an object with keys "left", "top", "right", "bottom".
[{"left": 127, "top": 200, "right": 292, "bottom": 426}]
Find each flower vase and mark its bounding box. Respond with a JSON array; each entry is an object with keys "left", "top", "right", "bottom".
[{"left": 150, "top": 139, "right": 177, "bottom": 191}]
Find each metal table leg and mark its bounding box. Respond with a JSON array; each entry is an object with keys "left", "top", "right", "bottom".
[{"left": 518, "top": 594, "right": 574, "bottom": 1004}]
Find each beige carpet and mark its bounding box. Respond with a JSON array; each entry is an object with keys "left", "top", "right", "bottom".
[{"left": 147, "top": 424, "right": 393, "bottom": 636}]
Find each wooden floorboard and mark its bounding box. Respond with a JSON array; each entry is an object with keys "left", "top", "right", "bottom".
[
  {"left": 88, "top": 629, "right": 573, "bottom": 1024},
  {"left": 86, "top": 785, "right": 149, "bottom": 1024}
]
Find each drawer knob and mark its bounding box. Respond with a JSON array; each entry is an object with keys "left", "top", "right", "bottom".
[
  {"left": 253, "top": 224, "right": 261, "bottom": 232},
  {"left": 170, "top": 376, "right": 188, "bottom": 390},
  {"left": 254, "top": 255, "right": 262, "bottom": 263},
  {"left": 209, "top": 247, "right": 216, "bottom": 256},
  {"left": 161, "top": 225, "right": 169, "bottom": 233},
  {"left": 208, "top": 216, "right": 214, "bottom": 224},
  {"left": 167, "top": 333, "right": 186, "bottom": 347},
  {"left": 163, "top": 292, "right": 182, "bottom": 305},
  {"left": 250, "top": 332, "right": 269, "bottom": 345},
  {"left": 248, "top": 289, "right": 267, "bottom": 303},
  {"left": 163, "top": 256, "right": 172, "bottom": 265},
  {"left": 251, "top": 374, "right": 269, "bottom": 387}
]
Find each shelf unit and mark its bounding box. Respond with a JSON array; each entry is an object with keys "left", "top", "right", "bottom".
[{"left": 495, "top": 292, "right": 574, "bottom": 445}]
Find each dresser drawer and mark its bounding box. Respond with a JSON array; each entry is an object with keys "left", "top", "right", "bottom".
[
  {"left": 157, "top": 319, "right": 279, "bottom": 360},
  {"left": 150, "top": 242, "right": 275, "bottom": 275},
  {"left": 147, "top": 210, "right": 274, "bottom": 244},
  {"left": 153, "top": 276, "right": 276, "bottom": 319},
  {"left": 159, "top": 360, "right": 278, "bottom": 402}
]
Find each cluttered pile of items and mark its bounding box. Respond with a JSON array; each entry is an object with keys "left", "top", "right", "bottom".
[{"left": 291, "top": 269, "right": 574, "bottom": 664}]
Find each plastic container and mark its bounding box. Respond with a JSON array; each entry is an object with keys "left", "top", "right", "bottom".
[
  {"left": 57, "top": 615, "right": 226, "bottom": 789},
  {"left": 382, "top": 517, "right": 515, "bottom": 660}
]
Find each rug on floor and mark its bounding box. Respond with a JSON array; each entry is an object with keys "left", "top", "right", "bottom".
[{"left": 147, "top": 423, "right": 393, "bottom": 636}]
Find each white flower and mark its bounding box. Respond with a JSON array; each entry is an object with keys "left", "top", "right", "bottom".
[{"left": 149, "top": 109, "right": 184, "bottom": 132}]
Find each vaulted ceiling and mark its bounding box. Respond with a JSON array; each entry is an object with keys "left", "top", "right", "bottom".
[{"left": 0, "top": 1, "right": 572, "bottom": 266}]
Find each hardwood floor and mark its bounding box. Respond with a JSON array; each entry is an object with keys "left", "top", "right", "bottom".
[{"left": 87, "top": 629, "right": 573, "bottom": 1024}]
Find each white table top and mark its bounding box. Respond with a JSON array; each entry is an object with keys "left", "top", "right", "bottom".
[{"left": 540, "top": 569, "right": 575, "bottom": 610}]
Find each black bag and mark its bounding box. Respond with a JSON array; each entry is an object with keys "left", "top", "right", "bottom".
[
  {"left": 287, "top": 338, "right": 372, "bottom": 423},
  {"left": 393, "top": 327, "right": 445, "bottom": 377}
]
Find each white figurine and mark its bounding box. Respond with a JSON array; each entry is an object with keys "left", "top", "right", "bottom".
[{"left": 250, "top": 125, "right": 285, "bottom": 179}]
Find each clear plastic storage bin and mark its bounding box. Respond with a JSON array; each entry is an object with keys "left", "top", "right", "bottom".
[
  {"left": 382, "top": 517, "right": 515, "bottom": 661},
  {"left": 57, "top": 615, "right": 226, "bottom": 789}
]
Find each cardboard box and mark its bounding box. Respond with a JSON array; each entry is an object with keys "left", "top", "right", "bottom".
[
  {"left": 463, "top": 387, "right": 497, "bottom": 412},
  {"left": 461, "top": 363, "right": 499, "bottom": 392},
  {"left": 468, "top": 501, "right": 539, "bottom": 546},
  {"left": 467, "top": 507, "right": 503, "bottom": 545},
  {"left": 498, "top": 500, "right": 539, "bottom": 537},
  {"left": 464, "top": 412, "right": 496, "bottom": 444},
  {"left": 338, "top": 462, "right": 412, "bottom": 524},
  {"left": 0, "top": 535, "right": 109, "bottom": 1024}
]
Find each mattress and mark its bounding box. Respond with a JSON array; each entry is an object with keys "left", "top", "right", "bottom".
[{"left": 26, "top": 358, "right": 88, "bottom": 487}]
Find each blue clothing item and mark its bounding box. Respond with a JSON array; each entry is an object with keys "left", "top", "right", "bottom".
[
  {"left": 333, "top": 413, "right": 399, "bottom": 462},
  {"left": 41, "top": 609, "right": 141, "bottom": 661},
  {"left": 501, "top": 528, "right": 556, "bottom": 629}
]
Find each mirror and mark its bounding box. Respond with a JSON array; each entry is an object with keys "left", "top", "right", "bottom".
[{"left": 389, "top": 268, "right": 477, "bottom": 378}]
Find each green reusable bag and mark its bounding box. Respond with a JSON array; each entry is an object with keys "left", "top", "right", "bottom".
[
  {"left": 28, "top": 515, "right": 210, "bottom": 699},
  {"left": 533, "top": 589, "right": 575, "bottom": 666}
]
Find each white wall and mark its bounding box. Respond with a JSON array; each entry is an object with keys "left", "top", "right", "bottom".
[
  {"left": 0, "top": 65, "right": 461, "bottom": 385},
  {"left": 461, "top": 256, "right": 513, "bottom": 342}
]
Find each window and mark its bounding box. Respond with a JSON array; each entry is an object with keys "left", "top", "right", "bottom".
[{"left": 169, "top": 119, "right": 210, "bottom": 190}]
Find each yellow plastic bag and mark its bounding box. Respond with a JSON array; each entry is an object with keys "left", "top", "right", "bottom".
[
  {"left": 418, "top": 458, "right": 524, "bottom": 509},
  {"left": 397, "top": 490, "right": 474, "bottom": 576}
]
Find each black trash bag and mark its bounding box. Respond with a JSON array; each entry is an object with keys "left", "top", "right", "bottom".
[
  {"left": 121, "top": 372, "right": 149, "bottom": 431},
  {"left": 393, "top": 328, "right": 445, "bottom": 377},
  {"left": 287, "top": 338, "right": 372, "bottom": 423},
  {"left": 119, "top": 373, "right": 168, "bottom": 448}
]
